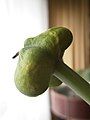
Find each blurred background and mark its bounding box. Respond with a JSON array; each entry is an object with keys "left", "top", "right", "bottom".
[
  {"left": 0, "top": 0, "right": 90, "bottom": 120},
  {"left": 49, "top": 0, "right": 90, "bottom": 70}
]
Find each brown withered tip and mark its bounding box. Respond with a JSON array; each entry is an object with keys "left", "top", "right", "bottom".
[{"left": 12, "top": 52, "right": 19, "bottom": 59}]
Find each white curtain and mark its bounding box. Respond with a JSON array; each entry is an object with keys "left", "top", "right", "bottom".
[{"left": 0, "top": 0, "right": 51, "bottom": 120}]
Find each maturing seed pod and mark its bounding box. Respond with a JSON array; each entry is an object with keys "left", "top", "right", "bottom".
[
  {"left": 24, "top": 27, "right": 73, "bottom": 87},
  {"left": 14, "top": 47, "right": 55, "bottom": 96},
  {"left": 14, "top": 27, "right": 73, "bottom": 96}
]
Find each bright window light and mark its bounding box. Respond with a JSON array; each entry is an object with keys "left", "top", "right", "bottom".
[{"left": 0, "top": 0, "right": 51, "bottom": 120}]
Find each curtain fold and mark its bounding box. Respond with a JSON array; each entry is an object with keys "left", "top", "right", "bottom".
[{"left": 49, "top": 0, "right": 90, "bottom": 70}]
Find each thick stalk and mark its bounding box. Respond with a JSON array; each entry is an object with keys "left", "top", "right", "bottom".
[{"left": 54, "top": 61, "right": 90, "bottom": 105}]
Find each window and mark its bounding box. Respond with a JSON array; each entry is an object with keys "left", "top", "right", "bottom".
[{"left": 0, "top": 0, "right": 51, "bottom": 120}]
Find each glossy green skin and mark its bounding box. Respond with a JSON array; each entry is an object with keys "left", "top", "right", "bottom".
[{"left": 14, "top": 27, "right": 73, "bottom": 96}]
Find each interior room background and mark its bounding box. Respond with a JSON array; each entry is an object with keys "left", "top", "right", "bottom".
[{"left": 0, "top": 0, "right": 90, "bottom": 120}]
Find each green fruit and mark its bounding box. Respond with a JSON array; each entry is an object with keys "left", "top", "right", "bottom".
[
  {"left": 14, "top": 27, "right": 73, "bottom": 96},
  {"left": 14, "top": 47, "right": 55, "bottom": 96},
  {"left": 49, "top": 75, "right": 62, "bottom": 87},
  {"left": 23, "top": 27, "right": 72, "bottom": 88},
  {"left": 24, "top": 27, "right": 73, "bottom": 58}
]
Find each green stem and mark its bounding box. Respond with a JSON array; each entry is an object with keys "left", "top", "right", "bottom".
[{"left": 54, "top": 61, "right": 90, "bottom": 105}]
